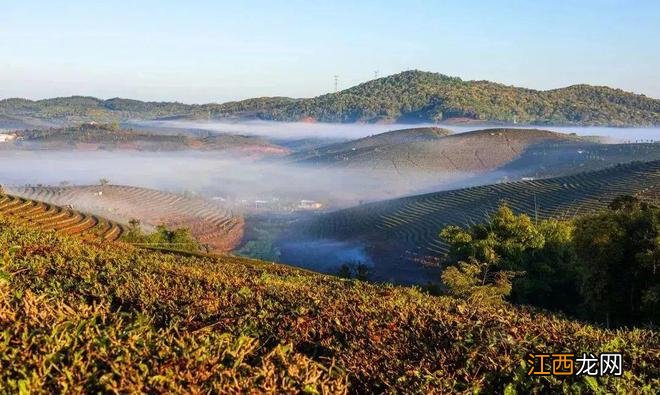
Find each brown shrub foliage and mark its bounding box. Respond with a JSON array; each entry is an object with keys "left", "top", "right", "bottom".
[{"left": 0, "top": 217, "right": 657, "bottom": 393}]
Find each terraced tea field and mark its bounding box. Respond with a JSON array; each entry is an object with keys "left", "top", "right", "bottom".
[
  {"left": 0, "top": 193, "right": 124, "bottom": 241},
  {"left": 6, "top": 185, "right": 244, "bottom": 252},
  {"left": 300, "top": 160, "right": 660, "bottom": 265}
]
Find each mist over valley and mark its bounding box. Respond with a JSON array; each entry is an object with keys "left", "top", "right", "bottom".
[{"left": 2, "top": 119, "right": 658, "bottom": 282}]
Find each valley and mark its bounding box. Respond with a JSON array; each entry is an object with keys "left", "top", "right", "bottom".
[{"left": 2, "top": 122, "right": 657, "bottom": 285}]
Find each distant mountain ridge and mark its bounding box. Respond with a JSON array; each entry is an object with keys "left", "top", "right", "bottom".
[{"left": 1, "top": 70, "right": 658, "bottom": 127}]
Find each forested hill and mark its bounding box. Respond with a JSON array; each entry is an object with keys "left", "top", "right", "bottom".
[
  {"left": 219, "top": 71, "right": 659, "bottom": 126},
  {"left": 1, "top": 71, "right": 658, "bottom": 127}
]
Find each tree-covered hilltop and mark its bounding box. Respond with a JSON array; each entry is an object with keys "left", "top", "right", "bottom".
[
  {"left": 1, "top": 71, "right": 659, "bottom": 127},
  {"left": 218, "top": 71, "right": 658, "bottom": 125}
]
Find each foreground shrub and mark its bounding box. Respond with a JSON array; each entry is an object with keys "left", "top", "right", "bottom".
[{"left": 441, "top": 257, "right": 518, "bottom": 306}]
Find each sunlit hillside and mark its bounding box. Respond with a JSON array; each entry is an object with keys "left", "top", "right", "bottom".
[
  {"left": 0, "top": 216, "right": 657, "bottom": 393},
  {"left": 1, "top": 2, "right": 659, "bottom": 392},
  {"left": 7, "top": 185, "right": 244, "bottom": 253}
]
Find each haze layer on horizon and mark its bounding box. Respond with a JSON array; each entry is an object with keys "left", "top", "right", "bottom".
[{"left": 1, "top": 0, "right": 659, "bottom": 103}]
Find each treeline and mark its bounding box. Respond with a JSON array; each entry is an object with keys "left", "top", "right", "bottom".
[
  {"left": 439, "top": 196, "right": 659, "bottom": 327},
  {"left": 0, "top": 96, "right": 193, "bottom": 123},
  {"left": 1, "top": 71, "right": 658, "bottom": 126}
]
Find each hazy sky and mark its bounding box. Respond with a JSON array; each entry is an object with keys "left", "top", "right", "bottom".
[{"left": 1, "top": 0, "right": 658, "bottom": 103}]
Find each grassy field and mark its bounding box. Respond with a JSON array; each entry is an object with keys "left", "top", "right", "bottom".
[{"left": 0, "top": 216, "right": 657, "bottom": 393}]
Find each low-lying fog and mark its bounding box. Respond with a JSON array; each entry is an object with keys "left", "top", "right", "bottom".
[
  {"left": 135, "top": 120, "right": 433, "bottom": 140},
  {"left": 0, "top": 147, "right": 464, "bottom": 282},
  {"left": 0, "top": 150, "right": 471, "bottom": 211},
  {"left": 278, "top": 239, "right": 374, "bottom": 273},
  {"left": 138, "top": 120, "right": 660, "bottom": 142},
  {"left": 3, "top": 121, "right": 658, "bottom": 214}
]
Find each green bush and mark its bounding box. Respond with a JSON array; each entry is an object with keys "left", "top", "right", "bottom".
[
  {"left": 121, "top": 219, "right": 205, "bottom": 253},
  {"left": 440, "top": 197, "right": 659, "bottom": 327}
]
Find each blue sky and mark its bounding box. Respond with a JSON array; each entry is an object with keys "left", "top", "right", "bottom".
[{"left": 1, "top": 0, "right": 658, "bottom": 103}]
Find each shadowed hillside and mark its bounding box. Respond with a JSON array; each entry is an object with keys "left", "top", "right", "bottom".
[{"left": 287, "top": 160, "right": 660, "bottom": 283}]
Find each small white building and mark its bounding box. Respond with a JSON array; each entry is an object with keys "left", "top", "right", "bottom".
[
  {"left": 298, "top": 200, "right": 323, "bottom": 210},
  {"left": 0, "top": 133, "right": 17, "bottom": 143}
]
